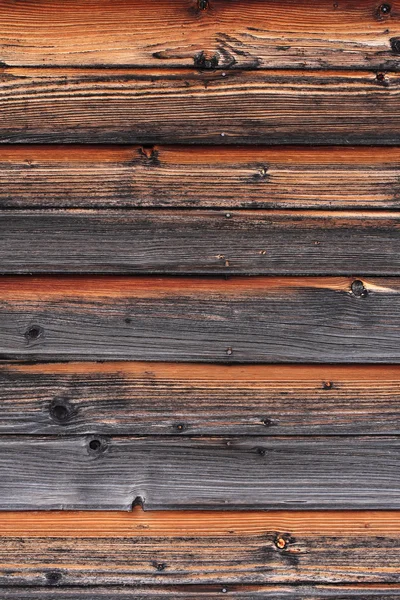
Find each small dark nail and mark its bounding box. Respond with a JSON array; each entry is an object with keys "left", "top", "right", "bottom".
[
  {"left": 155, "top": 562, "right": 166, "bottom": 571},
  {"left": 257, "top": 447, "right": 266, "bottom": 456},
  {"left": 176, "top": 423, "right": 186, "bottom": 432},
  {"left": 376, "top": 71, "right": 386, "bottom": 82},
  {"left": 198, "top": 0, "right": 209, "bottom": 9},
  {"left": 351, "top": 279, "right": 368, "bottom": 298},
  {"left": 322, "top": 381, "right": 333, "bottom": 390},
  {"left": 262, "top": 418, "right": 274, "bottom": 427},
  {"left": 379, "top": 3, "right": 391, "bottom": 14}
]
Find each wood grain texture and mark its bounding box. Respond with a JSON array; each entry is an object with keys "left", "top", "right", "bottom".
[
  {"left": 3, "top": 511, "right": 400, "bottom": 583},
  {"left": 2, "top": 435, "right": 400, "bottom": 509},
  {"left": 1, "top": 363, "right": 400, "bottom": 435},
  {"left": 1, "top": 210, "right": 399, "bottom": 275},
  {"left": 1, "top": 69, "right": 400, "bottom": 144},
  {"left": 0, "top": 276, "right": 399, "bottom": 363},
  {"left": 3, "top": 508, "right": 400, "bottom": 537},
  {"left": 3, "top": 512, "right": 400, "bottom": 591},
  {"left": 2, "top": 145, "right": 400, "bottom": 210},
  {"left": 1, "top": 0, "right": 400, "bottom": 70},
  {"left": 4, "top": 587, "right": 400, "bottom": 599}
]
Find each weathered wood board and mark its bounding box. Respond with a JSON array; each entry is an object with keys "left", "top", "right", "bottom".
[
  {"left": 1, "top": 511, "right": 400, "bottom": 584},
  {"left": 0, "top": 210, "right": 399, "bottom": 275},
  {"left": 1, "top": 0, "right": 400, "bottom": 594},
  {"left": 1, "top": 363, "right": 399, "bottom": 435},
  {"left": 1, "top": 146, "right": 400, "bottom": 210},
  {"left": 2, "top": 435, "right": 400, "bottom": 509},
  {"left": 1, "top": 0, "right": 400, "bottom": 70},
  {"left": 3, "top": 587, "right": 400, "bottom": 599},
  {"left": 0, "top": 276, "right": 398, "bottom": 363},
  {"left": 1, "top": 69, "right": 400, "bottom": 144}
]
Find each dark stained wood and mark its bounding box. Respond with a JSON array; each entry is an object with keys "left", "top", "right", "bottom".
[
  {"left": 0, "top": 276, "right": 399, "bottom": 363},
  {"left": 1, "top": 0, "right": 400, "bottom": 71},
  {"left": 3, "top": 511, "right": 400, "bottom": 583},
  {"left": 2, "top": 69, "right": 400, "bottom": 144},
  {"left": 1, "top": 210, "right": 399, "bottom": 275},
  {"left": 2, "top": 435, "right": 400, "bottom": 509},
  {"left": 3, "top": 587, "right": 400, "bottom": 599},
  {"left": 2, "top": 145, "right": 400, "bottom": 210},
  {"left": 1, "top": 363, "right": 400, "bottom": 435}
]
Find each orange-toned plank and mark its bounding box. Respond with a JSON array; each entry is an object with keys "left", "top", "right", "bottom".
[
  {"left": 0, "top": 0, "right": 399, "bottom": 70},
  {"left": 1, "top": 510, "right": 400, "bottom": 584},
  {"left": 2, "top": 145, "right": 400, "bottom": 209},
  {"left": 1, "top": 508, "right": 400, "bottom": 537}
]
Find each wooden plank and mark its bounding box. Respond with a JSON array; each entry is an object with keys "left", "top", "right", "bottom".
[
  {"left": 3, "top": 145, "right": 400, "bottom": 210},
  {"left": 3, "top": 587, "right": 400, "bottom": 599},
  {"left": 1, "top": 0, "right": 400, "bottom": 71},
  {"left": 2, "top": 145, "right": 400, "bottom": 210},
  {"left": 3, "top": 511, "right": 400, "bottom": 582},
  {"left": 0, "top": 276, "right": 399, "bottom": 363},
  {"left": 1, "top": 210, "right": 399, "bottom": 275},
  {"left": 2, "top": 69, "right": 400, "bottom": 144},
  {"left": 3, "top": 508, "right": 400, "bottom": 537},
  {"left": 1, "top": 363, "right": 400, "bottom": 435},
  {"left": 2, "top": 435, "right": 400, "bottom": 509}
]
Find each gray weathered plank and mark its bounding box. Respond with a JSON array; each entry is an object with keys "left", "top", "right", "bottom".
[
  {"left": 3, "top": 587, "right": 400, "bottom": 598},
  {"left": 0, "top": 211, "right": 399, "bottom": 275},
  {"left": 2, "top": 435, "right": 400, "bottom": 509},
  {"left": 1, "top": 69, "right": 400, "bottom": 144},
  {"left": 0, "top": 277, "right": 399, "bottom": 363},
  {"left": 0, "top": 363, "right": 399, "bottom": 435}
]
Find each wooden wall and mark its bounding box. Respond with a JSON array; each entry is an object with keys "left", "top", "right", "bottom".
[{"left": 1, "top": 0, "right": 400, "bottom": 597}]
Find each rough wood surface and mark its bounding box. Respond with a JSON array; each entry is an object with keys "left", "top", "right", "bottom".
[
  {"left": 1, "top": 210, "right": 399, "bottom": 275},
  {"left": 3, "top": 511, "right": 400, "bottom": 582},
  {"left": 3, "top": 145, "right": 400, "bottom": 210},
  {"left": 1, "top": 363, "right": 400, "bottom": 435},
  {"left": 3, "top": 587, "right": 400, "bottom": 599},
  {"left": 2, "top": 435, "right": 400, "bottom": 509},
  {"left": 0, "top": 276, "right": 399, "bottom": 363},
  {"left": 1, "top": 0, "right": 400, "bottom": 70},
  {"left": 1, "top": 69, "right": 400, "bottom": 144},
  {"left": 3, "top": 508, "right": 400, "bottom": 537}
]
